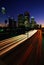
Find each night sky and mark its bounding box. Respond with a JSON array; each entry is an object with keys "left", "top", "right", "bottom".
[{"left": 0, "top": 0, "right": 44, "bottom": 25}]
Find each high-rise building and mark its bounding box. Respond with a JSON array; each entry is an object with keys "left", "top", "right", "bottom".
[
  {"left": 31, "top": 16, "right": 35, "bottom": 24},
  {"left": 31, "top": 16, "right": 35, "bottom": 29},
  {"left": 8, "top": 17, "right": 13, "bottom": 28},
  {"left": 14, "top": 20, "right": 17, "bottom": 28},
  {"left": 8, "top": 17, "right": 16, "bottom": 29},
  {"left": 24, "top": 12, "right": 30, "bottom": 28},
  {"left": 18, "top": 14, "right": 24, "bottom": 28}
]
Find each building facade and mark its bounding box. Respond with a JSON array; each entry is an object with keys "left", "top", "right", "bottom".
[
  {"left": 18, "top": 14, "right": 24, "bottom": 28},
  {"left": 9, "top": 17, "right": 16, "bottom": 27},
  {"left": 24, "top": 12, "right": 30, "bottom": 28}
]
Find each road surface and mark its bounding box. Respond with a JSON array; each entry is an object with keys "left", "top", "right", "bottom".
[
  {"left": 0, "top": 30, "right": 42, "bottom": 65},
  {"left": 0, "top": 30, "right": 37, "bottom": 56}
]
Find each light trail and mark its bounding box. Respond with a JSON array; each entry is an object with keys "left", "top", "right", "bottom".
[
  {"left": 0, "top": 30, "right": 42, "bottom": 65},
  {"left": 0, "top": 36, "right": 26, "bottom": 50},
  {"left": 0, "top": 30, "right": 37, "bottom": 56},
  {"left": 17, "top": 31, "right": 39, "bottom": 65},
  {"left": 0, "top": 35, "right": 26, "bottom": 46},
  {"left": 35, "top": 30, "right": 42, "bottom": 65},
  {"left": 0, "top": 35, "right": 26, "bottom": 48},
  {"left": 0, "top": 36, "right": 27, "bottom": 56}
]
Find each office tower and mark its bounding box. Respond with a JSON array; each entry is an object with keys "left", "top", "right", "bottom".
[
  {"left": 31, "top": 16, "right": 35, "bottom": 24},
  {"left": 24, "top": 11, "right": 30, "bottom": 28},
  {"left": 31, "top": 16, "right": 35, "bottom": 29},
  {"left": 8, "top": 17, "right": 16, "bottom": 29},
  {"left": 18, "top": 14, "right": 24, "bottom": 28}
]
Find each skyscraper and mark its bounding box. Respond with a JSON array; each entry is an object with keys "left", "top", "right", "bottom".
[
  {"left": 18, "top": 14, "right": 24, "bottom": 28},
  {"left": 31, "top": 16, "right": 35, "bottom": 24},
  {"left": 31, "top": 16, "right": 35, "bottom": 29},
  {"left": 8, "top": 17, "right": 16, "bottom": 29},
  {"left": 24, "top": 12, "right": 30, "bottom": 28}
]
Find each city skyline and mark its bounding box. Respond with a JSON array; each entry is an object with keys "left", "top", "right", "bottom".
[{"left": 0, "top": 0, "right": 44, "bottom": 26}]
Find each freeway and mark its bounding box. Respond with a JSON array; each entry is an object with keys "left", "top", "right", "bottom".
[
  {"left": 17, "top": 30, "right": 42, "bottom": 65},
  {"left": 0, "top": 30, "right": 37, "bottom": 56},
  {"left": 0, "top": 34, "right": 27, "bottom": 56},
  {"left": 0, "top": 30, "right": 42, "bottom": 65}
]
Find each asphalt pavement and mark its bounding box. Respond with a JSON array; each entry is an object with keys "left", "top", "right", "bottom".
[{"left": 0, "top": 30, "right": 43, "bottom": 65}]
